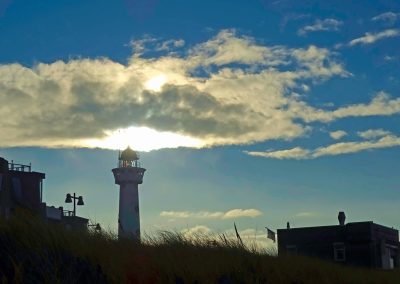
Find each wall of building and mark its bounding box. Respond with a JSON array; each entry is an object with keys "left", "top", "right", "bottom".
[
  {"left": 62, "top": 216, "right": 89, "bottom": 231},
  {"left": 0, "top": 157, "right": 46, "bottom": 218},
  {"left": 278, "top": 222, "right": 399, "bottom": 269},
  {"left": 278, "top": 226, "right": 347, "bottom": 262},
  {"left": 9, "top": 171, "right": 44, "bottom": 213},
  {"left": 0, "top": 158, "right": 13, "bottom": 218},
  {"left": 372, "top": 224, "right": 399, "bottom": 269}
]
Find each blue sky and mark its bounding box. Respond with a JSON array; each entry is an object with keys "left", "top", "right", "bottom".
[{"left": 0, "top": 0, "right": 399, "bottom": 246}]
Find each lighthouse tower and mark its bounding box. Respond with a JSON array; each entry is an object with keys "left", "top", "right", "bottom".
[{"left": 112, "top": 147, "right": 146, "bottom": 240}]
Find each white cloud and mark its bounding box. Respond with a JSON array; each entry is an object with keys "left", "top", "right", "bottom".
[
  {"left": 1, "top": 30, "right": 398, "bottom": 152},
  {"left": 357, "top": 129, "right": 392, "bottom": 139},
  {"left": 245, "top": 133, "right": 400, "bottom": 160},
  {"left": 290, "top": 91, "right": 400, "bottom": 123},
  {"left": 0, "top": 30, "right": 354, "bottom": 150},
  {"left": 222, "top": 209, "right": 263, "bottom": 219},
  {"left": 156, "top": 39, "right": 185, "bottom": 51},
  {"left": 245, "top": 147, "right": 311, "bottom": 160},
  {"left": 312, "top": 135, "right": 400, "bottom": 157},
  {"left": 349, "top": 29, "right": 400, "bottom": 46},
  {"left": 291, "top": 45, "right": 351, "bottom": 78},
  {"left": 384, "top": 55, "right": 397, "bottom": 61},
  {"left": 372, "top": 12, "right": 400, "bottom": 25},
  {"left": 330, "top": 92, "right": 400, "bottom": 118},
  {"left": 222, "top": 227, "right": 276, "bottom": 250},
  {"left": 280, "top": 13, "right": 310, "bottom": 30},
  {"left": 295, "top": 212, "right": 316, "bottom": 217},
  {"left": 298, "top": 18, "right": 343, "bottom": 36},
  {"left": 160, "top": 211, "right": 192, "bottom": 218},
  {"left": 128, "top": 35, "right": 157, "bottom": 55},
  {"left": 160, "top": 208, "right": 262, "bottom": 219},
  {"left": 180, "top": 226, "right": 275, "bottom": 250},
  {"left": 329, "top": 130, "right": 347, "bottom": 140},
  {"left": 181, "top": 225, "right": 211, "bottom": 238},
  {"left": 189, "top": 29, "right": 289, "bottom": 67}
]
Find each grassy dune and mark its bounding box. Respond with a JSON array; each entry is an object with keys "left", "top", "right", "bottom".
[{"left": 0, "top": 213, "right": 399, "bottom": 283}]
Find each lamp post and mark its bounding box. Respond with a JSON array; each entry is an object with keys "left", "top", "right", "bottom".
[{"left": 65, "top": 193, "right": 84, "bottom": 216}]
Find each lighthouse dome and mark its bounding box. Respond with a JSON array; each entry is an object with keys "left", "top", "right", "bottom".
[{"left": 120, "top": 147, "right": 139, "bottom": 161}]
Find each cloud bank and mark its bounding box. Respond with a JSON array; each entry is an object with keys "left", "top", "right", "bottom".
[
  {"left": 181, "top": 225, "right": 274, "bottom": 249},
  {"left": 0, "top": 30, "right": 351, "bottom": 149},
  {"left": 1, "top": 29, "right": 399, "bottom": 151},
  {"left": 160, "top": 208, "right": 262, "bottom": 219},
  {"left": 245, "top": 130, "right": 400, "bottom": 159}
]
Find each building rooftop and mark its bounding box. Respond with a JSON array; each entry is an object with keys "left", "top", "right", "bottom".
[{"left": 278, "top": 221, "right": 398, "bottom": 233}]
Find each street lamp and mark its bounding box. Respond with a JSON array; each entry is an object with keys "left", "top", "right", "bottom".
[{"left": 65, "top": 193, "right": 84, "bottom": 216}]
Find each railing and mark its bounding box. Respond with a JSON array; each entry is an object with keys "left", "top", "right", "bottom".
[
  {"left": 8, "top": 160, "right": 31, "bottom": 172},
  {"left": 63, "top": 210, "right": 75, "bottom": 217},
  {"left": 117, "top": 160, "right": 143, "bottom": 168}
]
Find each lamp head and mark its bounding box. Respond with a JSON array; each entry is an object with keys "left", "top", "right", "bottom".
[
  {"left": 77, "top": 196, "right": 84, "bottom": 206},
  {"left": 65, "top": 193, "right": 72, "bottom": 203}
]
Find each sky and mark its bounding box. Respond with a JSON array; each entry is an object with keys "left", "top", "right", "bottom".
[{"left": 0, "top": 0, "right": 399, "bottom": 248}]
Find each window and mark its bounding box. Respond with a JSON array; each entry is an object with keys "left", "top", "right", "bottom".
[
  {"left": 388, "top": 246, "right": 398, "bottom": 269},
  {"left": 333, "top": 242, "right": 346, "bottom": 261}
]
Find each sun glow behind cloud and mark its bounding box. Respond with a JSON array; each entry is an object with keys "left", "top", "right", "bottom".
[
  {"left": 144, "top": 74, "right": 167, "bottom": 91},
  {"left": 86, "top": 126, "right": 204, "bottom": 151},
  {"left": 2, "top": 30, "right": 400, "bottom": 155}
]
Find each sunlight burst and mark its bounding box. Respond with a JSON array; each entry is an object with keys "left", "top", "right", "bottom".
[
  {"left": 85, "top": 126, "right": 204, "bottom": 151},
  {"left": 144, "top": 75, "right": 167, "bottom": 92}
]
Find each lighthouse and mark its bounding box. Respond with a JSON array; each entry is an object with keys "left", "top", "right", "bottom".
[{"left": 112, "top": 147, "right": 146, "bottom": 240}]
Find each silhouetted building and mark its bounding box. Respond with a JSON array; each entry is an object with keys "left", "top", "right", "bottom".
[
  {"left": 0, "top": 157, "right": 45, "bottom": 217},
  {"left": 0, "top": 156, "right": 88, "bottom": 229},
  {"left": 61, "top": 215, "right": 89, "bottom": 231},
  {"left": 278, "top": 212, "right": 399, "bottom": 269}
]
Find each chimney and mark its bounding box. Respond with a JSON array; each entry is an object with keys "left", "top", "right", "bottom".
[
  {"left": 338, "top": 211, "right": 346, "bottom": 225},
  {"left": 287, "top": 222, "right": 290, "bottom": 229}
]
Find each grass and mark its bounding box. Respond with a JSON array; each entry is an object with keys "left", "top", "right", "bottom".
[{"left": 0, "top": 212, "right": 399, "bottom": 283}]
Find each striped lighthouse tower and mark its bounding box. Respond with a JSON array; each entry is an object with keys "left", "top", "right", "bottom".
[{"left": 112, "top": 147, "right": 146, "bottom": 240}]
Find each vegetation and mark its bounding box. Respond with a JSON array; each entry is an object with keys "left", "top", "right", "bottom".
[{"left": 0, "top": 213, "right": 399, "bottom": 283}]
